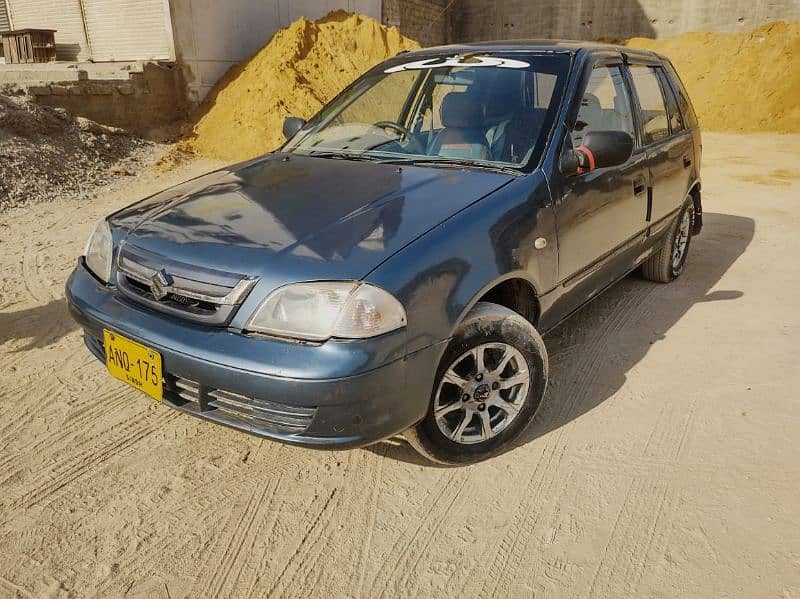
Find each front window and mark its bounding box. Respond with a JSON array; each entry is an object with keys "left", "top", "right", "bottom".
[
  {"left": 283, "top": 53, "right": 572, "bottom": 171},
  {"left": 571, "top": 65, "right": 636, "bottom": 148}
]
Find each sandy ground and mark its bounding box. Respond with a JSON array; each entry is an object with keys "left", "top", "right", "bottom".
[{"left": 0, "top": 133, "right": 798, "bottom": 598}]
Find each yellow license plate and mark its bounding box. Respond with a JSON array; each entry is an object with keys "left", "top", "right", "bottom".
[{"left": 103, "top": 329, "right": 163, "bottom": 402}]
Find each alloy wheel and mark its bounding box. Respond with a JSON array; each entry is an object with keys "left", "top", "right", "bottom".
[
  {"left": 672, "top": 208, "right": 692, "bottom": 272},
  {"left": 433, "top": 342, "right": 531, "bottom": 445}
]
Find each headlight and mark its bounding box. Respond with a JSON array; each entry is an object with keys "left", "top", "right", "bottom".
[
  {"left": 246, "top": 282, "right": 406, "bottom": 341},
  {"left": 83, "top": 219, "right": 113, "bottom": 284}
]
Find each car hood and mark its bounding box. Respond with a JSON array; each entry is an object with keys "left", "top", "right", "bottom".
[{"left": 111, "top": 153, "right": 513, "bottom": 284}]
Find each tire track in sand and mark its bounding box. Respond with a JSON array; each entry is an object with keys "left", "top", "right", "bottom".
[
  {"left": 368, "top": 469, "right": 470, "bottom": 598},
  {"left": 585, "top": 478, "right": 672, "bottom": 598},
  {"left": 3, "top": 408, "right": 177, "bottom": 514},
  {"left": 476, "top": 281, "right": 659, "bottom": 598},
  {"left": 191, "top": 444, "right": 292, "bottom": 598},
  {"left": 0, "top": 386, "right": 142, "bottom": 477},
  {"left": 354, "top": 446, "right": 386, "bottom": 599},
  {"left": 261, "top": 488, "right": 340, "bottom": 598},
  {"left": 205, "top": 476, "right": 282, "bottom": 599}
]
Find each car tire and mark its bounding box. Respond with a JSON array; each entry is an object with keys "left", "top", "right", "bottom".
[
  {"left": 405, "top": 301, "right": 548, "bottom": 465},
  {"left": 641, "top": 201, "right": 695, "bottom": 283}
]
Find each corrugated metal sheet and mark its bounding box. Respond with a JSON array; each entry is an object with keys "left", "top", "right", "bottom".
[
  {"left": 5, "top": 0, "right": 89, "bottom": 60},
  {"left": 0, "top": 0, "right": 11, "bottom": 33},
  {"left": 81, "top": 0, "right": 173, "bottom": 61}
]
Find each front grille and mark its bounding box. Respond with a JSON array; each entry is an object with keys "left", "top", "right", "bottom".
[
  {"left": 165, "top": 376, "right": 317, "bottom": 437},
  {"left": 115, "top": 243, "right": 257, "bottom": 326},
  {"left": 174, "top": 377, "right": 202, "bottom": 404},
  {"left": 208, "top": 388, "right": 317, "bottom": 434}
]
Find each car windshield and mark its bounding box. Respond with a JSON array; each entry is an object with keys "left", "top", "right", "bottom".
[{"left": 283, "top": 53, "right": 571, "bottom": 171}]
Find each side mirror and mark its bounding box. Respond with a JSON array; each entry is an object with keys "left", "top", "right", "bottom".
[
  {"left": 560, "top": 131, "right": 634, "bottom": 176},
  {"left": 283, "top": 116, "right": 306, "bottom": 140}
]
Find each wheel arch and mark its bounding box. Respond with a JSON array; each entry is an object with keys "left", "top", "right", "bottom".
[{"left": 452, "top": 274, "right": 542, "bottom": 337}]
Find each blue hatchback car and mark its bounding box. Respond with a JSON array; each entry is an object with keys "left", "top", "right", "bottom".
[{"left": 67, "top": 41, "right": 702, "bottom": 464}]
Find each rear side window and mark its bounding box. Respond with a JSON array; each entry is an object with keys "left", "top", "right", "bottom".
[
  {"left": 656, "top": 68, "right": 684, "bottom": 133},
  {"left": 663, "top": 61, "right": 698, "bottom": 128},
  {"left": 629, "top": 65, "right": 670, "bottom": 143},
  {"left": 571, "top": 65, "right": 636, "bottom": 148}
]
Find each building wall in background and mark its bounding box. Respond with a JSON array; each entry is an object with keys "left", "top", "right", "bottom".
[
  {"left": 170, "top": 0, "right": 380, "bottom": 105},
  {"left": 450, "top": 0, "right": 800, "bottom": 42},
  {"left": 382, "top": 0, "right": 449, "bottom": 47}
]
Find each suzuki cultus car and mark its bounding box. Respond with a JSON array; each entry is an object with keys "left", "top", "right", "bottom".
[{"left": 67, "top": 41, "right": 702, "bottom": 464}]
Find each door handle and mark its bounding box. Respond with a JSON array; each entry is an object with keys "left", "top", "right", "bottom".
[
  {"left": 633, "top": 178, "right": 645, "bottom": 196},
  {"left": 683, "top": 156, "right": 692, "bottom": 168}
]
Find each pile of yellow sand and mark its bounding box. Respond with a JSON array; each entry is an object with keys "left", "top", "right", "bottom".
[
  {"left": 177, "top": 16, "right": 798, "bottom": 164},
  {"left": 627, "top": 21, "right": 800, "bottom": 133},
  {"left": 181, "top": 11, "right": 419, "bottom": 162}
]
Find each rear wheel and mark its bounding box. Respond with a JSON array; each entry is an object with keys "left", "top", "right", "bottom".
[
  {"left": 641, "top": 201, "right": 695, "bottom": 283},
  {"left": 405, "top": 302, "right": 548, "bottom": 465}
]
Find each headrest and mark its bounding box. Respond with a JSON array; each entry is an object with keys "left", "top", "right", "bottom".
[{"left": 440, "top": 92, "right": 483, "bottom": 129}]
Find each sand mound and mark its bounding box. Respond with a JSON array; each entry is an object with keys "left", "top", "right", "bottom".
[
  {"left": 627, "top": 21, "right": 800, "bottom": 133},
  {"left": 180, "top": 11, "right": 419, "bottom": 163}
]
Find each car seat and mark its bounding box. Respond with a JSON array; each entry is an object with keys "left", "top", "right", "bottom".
[{"left": 428, "top": 92, "right": 490, "bottom": 160}]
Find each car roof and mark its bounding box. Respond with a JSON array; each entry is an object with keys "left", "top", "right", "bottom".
[{"left": 397, "top": 39, "right": 664, "bottom": 63}]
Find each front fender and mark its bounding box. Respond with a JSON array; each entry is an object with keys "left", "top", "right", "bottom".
[{"left": 367, "top": 171, "right": 557, "bottom": 353}]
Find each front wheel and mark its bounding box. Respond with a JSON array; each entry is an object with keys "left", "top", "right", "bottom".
[
  {"left": 641, "top": 201, "right": 695, "bottom": 283},
  {"left": 405, "top": 301, "right": 548, "bottom": 465}
]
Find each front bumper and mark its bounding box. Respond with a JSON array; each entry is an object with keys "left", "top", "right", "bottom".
[{"left": 66, "top": 261, "right": 446, "bottom": 448}]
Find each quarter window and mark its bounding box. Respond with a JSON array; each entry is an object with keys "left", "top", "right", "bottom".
[
  {"left": 571, "top": 65, "right": 636, "bottom": 148},
  {"left": 629, "top": 65, "right": 670, "bottom": 143},
  {"left": 663, "top": 61, "right": 698, "bottom": 128},
  {"left": 657, "top": 68, "right": 684, "bottom": 133}
]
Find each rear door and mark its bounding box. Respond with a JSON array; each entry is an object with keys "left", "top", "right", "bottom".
[{"left": 628, "top": 63, "right": 694, "bottom": 229}]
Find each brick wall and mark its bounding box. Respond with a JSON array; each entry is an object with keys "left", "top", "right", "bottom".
[{"left": 382, "top": 0, "right": 449, "bottom": 47}]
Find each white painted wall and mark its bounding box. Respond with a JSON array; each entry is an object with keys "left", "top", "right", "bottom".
[{"left": 169, "top": 0, "right": 381, "bottom": 104}]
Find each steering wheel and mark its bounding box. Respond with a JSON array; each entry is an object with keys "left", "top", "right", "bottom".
[{"left": 373, "top": 121, "right": 424, "bottom": 154}]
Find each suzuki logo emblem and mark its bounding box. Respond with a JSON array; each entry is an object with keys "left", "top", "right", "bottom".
[{"left": 150, "top": 269, "right": 173, "bottom": 301}]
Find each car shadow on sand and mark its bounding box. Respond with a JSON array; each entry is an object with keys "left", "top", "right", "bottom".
[
  {"left": 0, "top": 297, "right": 78, "bottom": 351},
  {"left": 372, "top": 212, "right": 755, "bottom": 466}
]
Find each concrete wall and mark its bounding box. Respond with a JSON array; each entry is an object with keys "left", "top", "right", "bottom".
[
  {"left": 450, "top": 0, "right": 800, "bottom": 42},
  {"left": 169, "top": 0, "right": 380, "bottom": 105},
  {"left": 382, "top": 0, "right": 449, "bottom": 47},
  {"left": 28, "top": 63, "right": 187, "bottom": 134}
]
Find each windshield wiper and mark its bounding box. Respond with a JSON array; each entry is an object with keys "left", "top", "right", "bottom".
[
  {"left": 376, "top": 157, "right": 521, "bottom": 176},
  {"left": 304, "top": 150, "right": 382, "bottom": 162}
]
